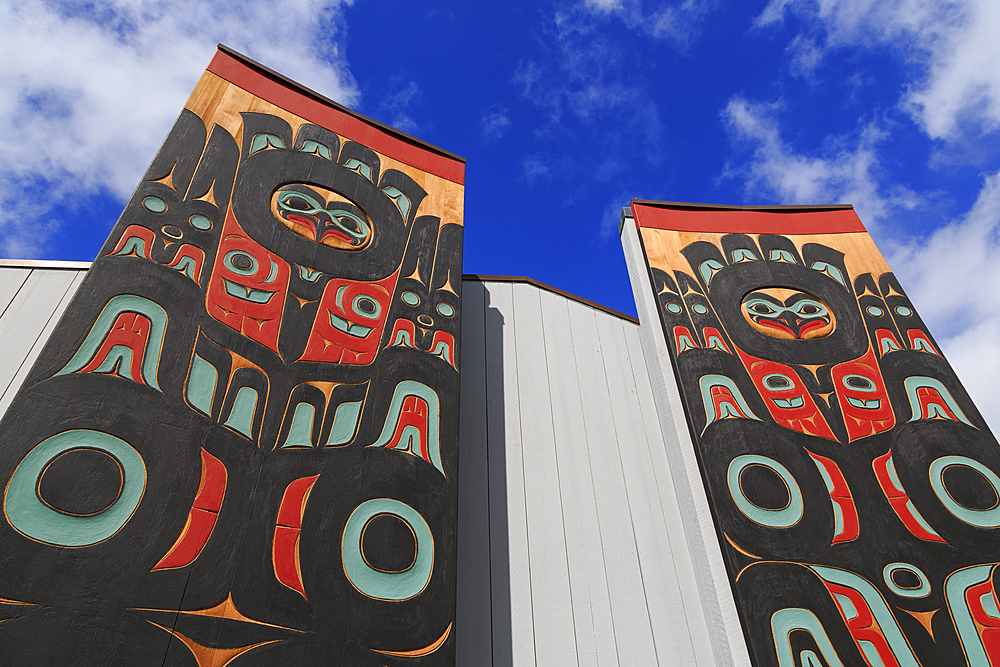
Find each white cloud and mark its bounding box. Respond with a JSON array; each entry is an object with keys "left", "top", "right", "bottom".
[
  {"left": 481, "top": 108, "right": 512, "bottom": 142},
  {"left": 0, "top": 0, "right": 356, "bottom": 258},
  {"left": 578, "top": 0, "right": 715, "bottom": 48},
  {"left": 375, "top": 79, "right": 423, "bottom": 135},
  {"left": 888, "top": 171, "right": 1000, "bottom": 428},
  {"left": 755, "top": 0, "right": 1000, "bottom": 143},
  {"left": 722, "top": 97, "right": 920, "bottom": 227}
]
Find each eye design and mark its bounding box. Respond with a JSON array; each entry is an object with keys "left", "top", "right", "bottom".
[
  {"left": 741, "top": 289, "right": 835, "bottom": 340},
  {"left": 272, "top": 185, "right": 373, "bottom": 250}
]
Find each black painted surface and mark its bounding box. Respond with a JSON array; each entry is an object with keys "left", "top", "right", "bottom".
[
  {"left": 0, "top": 108, "right": 461, "bottom": 665},
  {"left": 647, "top": 230, "right": 1000, "bottom": 666}
]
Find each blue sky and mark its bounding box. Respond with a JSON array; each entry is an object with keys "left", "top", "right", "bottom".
[{"left": 4, "top": 0, "right": 1000, "bottom": 424}]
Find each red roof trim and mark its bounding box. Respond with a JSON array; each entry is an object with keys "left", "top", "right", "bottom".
[
  {"left": 631, "top": 201, "right": 867, "bottom": 235},
  {"left": 206, "top": 49, "right": 465, "bottom": 185}
]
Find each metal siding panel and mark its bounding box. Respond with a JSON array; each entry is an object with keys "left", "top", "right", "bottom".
[
  {"left": 620, "top": 321, "right": 715, "bottom": 665},
  {"left": 0, "top": 268, "right": 31, "bottom": 318},
  {"left": 538, "top": 291, "right": 619, "bottom": 667},
  {"left": 620, "top": 221, "right": 749, "bottom": 666},
  {"left": 565, "top": 301, "right": 658, "bottom": 666},
  {"left": 509, "top": 282, "right": 578, "bottom": 665},
  {"left": 484, "top": 281, "right": 535, "bottom": 667},
  {"left": 457, "top": 280, "right": 494, "bottom": 664},
  {"left": 0, "top": 269, "right": 85, "bottom": 414}
]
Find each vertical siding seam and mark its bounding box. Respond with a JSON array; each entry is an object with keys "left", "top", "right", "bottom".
[
  {"left": 572, "top": 304, "right": 624, "bottom": 665},
  {"left": 0, "top": 270, "right": 80, "bottom": 403},
  {"left": 536, "top": 288, "right": 581, "bottom": 666},
  {"left": 508, "top": 284, "right": 539, "bottom": 667},
  {"left": 0, "top": 270, "right": 30, "bottom": 321},
  {"left": 621, "top": 322, "right": 703, "bottom": 663},
  {"left": 597, "top": 315, "right": 662, "bottom": 665}
]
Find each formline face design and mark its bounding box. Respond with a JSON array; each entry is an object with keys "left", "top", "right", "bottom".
[
  {"left": 0, "top": 49, "right": 464, "bottom": 666},
  {"left": 634, "top": 203, "right": 1000, "bottom": 667}
]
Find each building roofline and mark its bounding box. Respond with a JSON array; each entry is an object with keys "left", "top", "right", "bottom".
[
  {"left": 215, "top": 45, "right": 465, "bottom": 166},
  {"left": 463, "top": 274, "right": 639, "bottom": 324},
  {"left": 630, "top": 199, "right": 854, "bottom": 212},
  {"left": 0, "top": 259, "right": 92, "bottom": 270}
]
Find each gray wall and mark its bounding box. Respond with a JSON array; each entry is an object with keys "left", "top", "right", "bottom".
[
  {"left": 457, "top": 278, "right": 713, "bottom": 666},
  {"left": 0, "top": 263, "right": 715, "bottom": 666}
]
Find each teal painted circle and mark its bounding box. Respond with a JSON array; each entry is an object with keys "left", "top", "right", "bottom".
[
  {"left": 401, "top": 291, "right": 420, "bottom": 306},
  {"left": 930, "top": 456, "right": 1000, "bottom": 528},
  {"left": 342, "top": 498, "right": 433, "bottom": 601},
  {"left": 727, "top": 455, "right": 803, "bottom": 528},
  {"left": 436, "top": 302, "right": 455, "bottom": 318},
  {"left": 692, "top": 303, "right": 708, "bottom": 315},
  {"left": 189, "top": 214, "right": 212, "bottom": 230},
  {"left": 895, "top": 306, "right": 913, "bottom": 317},
  {"left": 5, "top": 430, "right": 146, "bottom": 547},
  {"left": 666, "top": 302, "right": 682, "bottom": 314},
  {"left": 866, "top": 305, "right": 884, "bottom": 317},
  {"left": 352, "top": 294, "right": 381, "bottom": 320},
  {"left": 883, "top": 562, "right": 930, "bottom": 598},
  {"left": 142, "top": 196, "right": 167, "bottom": 213},
  {"left": 223, "top": 250, "right": 258, "bottom": 276}
]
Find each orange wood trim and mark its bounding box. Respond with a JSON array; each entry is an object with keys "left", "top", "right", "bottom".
[{"left": 207, "top": 47, "right": 465, "bottom": 185}]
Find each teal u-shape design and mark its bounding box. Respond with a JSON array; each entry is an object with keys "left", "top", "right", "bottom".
[
  {"left": 341, "top": 498, "right": 434, "bottom": 601},
  {"left": 903, "top": 376, "right": 974, "bottom": 427},
  {"left": 369, "top": 380, "right": 443, "bottom": 475},
  {"left": 946, "top": 564, "right": 999, "bottom": 667},
  {"left": 56, "top": 294, "right": 167, "bottom": 391},
  {"left": 4, "top": 430, "right": 146, "bottom": 547},
  {"left": 727, "top": 454, "right": 803, "bottom": 528},
  {"left": 771, "top": 608, "right": 845, "bottom": 667}
]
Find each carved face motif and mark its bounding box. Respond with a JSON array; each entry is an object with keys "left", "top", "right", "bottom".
[
  {"left": 742, "top": 288, "right": 835, "bottom": 340},
  {"left": 298, "top": 273, "right": 398, "bottom": 365},
  {"left": 271, "top": 184, "right": 373, "bottom": 250}
]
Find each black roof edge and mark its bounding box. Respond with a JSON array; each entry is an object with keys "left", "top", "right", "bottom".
[
  {"left": 462, "top": 274, "right": 639, "bottom": 325},
  {"left": 216, "top": 44, "right": 466, "bottom": 164},
  {"left": 630, "top": 199, "right": 854, "bottom": 212}
]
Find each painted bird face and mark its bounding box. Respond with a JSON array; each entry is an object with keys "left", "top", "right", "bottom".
[
  {"left": 271, "top": 184, "right": 372, "bottom": 250},
  {"left": 741, "top": 288, "right": 835, "bottom": 340}
]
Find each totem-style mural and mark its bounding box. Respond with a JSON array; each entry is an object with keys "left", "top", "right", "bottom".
[
  {"left": 0, "top": 47, "right": 463, "bottom": 665},
  {"left": 633, "top": 201, "right": 1000, "bottom": 667}
]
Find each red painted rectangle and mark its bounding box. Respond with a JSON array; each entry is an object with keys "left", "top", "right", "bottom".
[
  {"left": 207, "top": 50, "right": 465, "bottom": 185},
  {"left": 632, "top": 202, "right": 866, "bottom": 235}
]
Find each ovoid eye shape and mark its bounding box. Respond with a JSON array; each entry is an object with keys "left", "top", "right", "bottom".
[
  {"left": 751, "top": 303, "right": 776, "bottom": 315},
  {"left": 401, "top": 291, "right": 420, "bottom": 306},
  {"left": 437, "top": 303, "right": 455, "bottom": 318},
  {"left": 843, "top": 374, "right": 876, "bottom": 392},
  {"left": 763, "top": 373, "right": 794, "bottom": 390},
  {"left": 800, "top": 304, "right": 820, "bottom": 315},
  {"left": 337, "top": 215, "right": 360, "bottom": 234},
  {"left": 356, "top": 298, "right": 376, "bottom": 314},
  {"left": 285, "top": 196, "right": 312, "bottom": 211},
  {"left": 352, "top": 295, "right": 381, "bottom": 320}
]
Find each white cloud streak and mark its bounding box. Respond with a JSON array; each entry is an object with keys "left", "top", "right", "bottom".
[
  {"left": 0, "top": 0, "right": 356, "bottom": 257},
  {"left": 722, "top": 97, "right": 920, "bottom": 227},
  {"left": 756, "top": 0, "right": 1000, "bottom": 143},
  {"left": 889, "top": 171, "right": 1000, "bottom": 427}
]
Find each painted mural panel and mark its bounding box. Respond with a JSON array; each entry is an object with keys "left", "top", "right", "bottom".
[
  {"left": 634, "top": 200, "right": 1000, "bottom": 667},
  {"left": 0, "top": 47, "right": 463, "bottom": 665}
]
